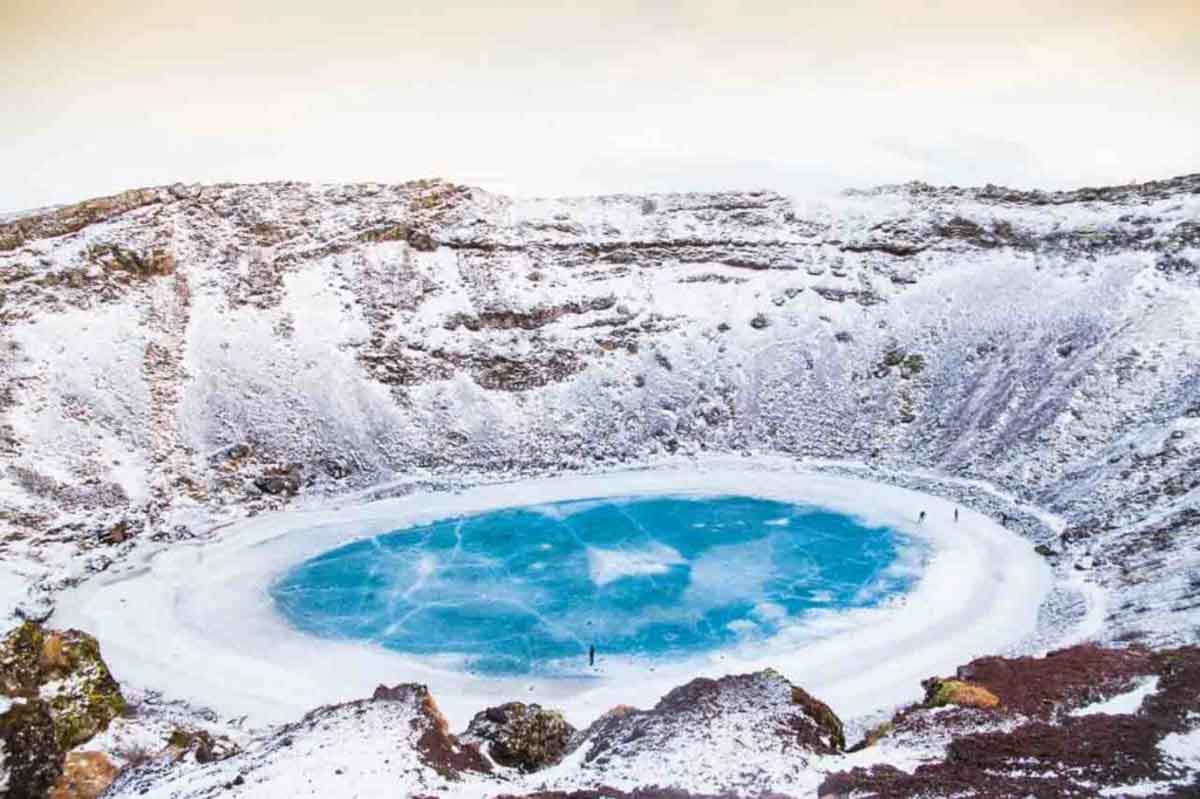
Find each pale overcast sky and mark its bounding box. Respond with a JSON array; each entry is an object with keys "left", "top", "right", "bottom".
[{"left": 2, "top": 0, "right": 1198, "bottom": 212}]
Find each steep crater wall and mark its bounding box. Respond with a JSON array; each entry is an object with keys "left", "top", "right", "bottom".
[{"left": 1, "top": 175, "right": 1198, "bottom": 646}]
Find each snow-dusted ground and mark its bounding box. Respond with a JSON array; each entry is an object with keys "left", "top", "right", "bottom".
[
  {"left": 2, "top": 175, "right": 1198, "bottom": 796},
  {"left": 56, "top": 459, "right": 1052, "bottom": 730}
]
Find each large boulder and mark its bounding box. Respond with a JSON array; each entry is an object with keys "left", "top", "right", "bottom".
[
  {"left": 567, "top": 669, "right": 843, "bottom": 794},
  {"left": 369, "top": 683, "right": 492, "bottom": 779},
  {"left": 0, "top": 697, "right": 64, "bottom": 799},
  {"left": 462, "top": 702, "right": 575, "bottom": 772},
  {"left": 0, "top": 622, "right": 126, "bottom": 750}
]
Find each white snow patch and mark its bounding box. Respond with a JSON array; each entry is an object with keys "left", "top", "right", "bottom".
[
  {"left": 1071, "top": 676, "right": 1159, "bottom": 717},
  {"left": 0, "top": 572, "right": 27, "bottom": 630},
  {"left": 0, "top": 559, "right": 41, "bottom": 633},
  {"left": 586, "top": 542, "right": 685, "bottom": 586},
  {"left": 1160, "top": 726, "right": 1200, "bottom": 769},
  {"left": 752, "top": 602, "right": 788, "bottom": 622}
]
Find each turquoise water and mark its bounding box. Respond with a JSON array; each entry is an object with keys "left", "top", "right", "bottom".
[{"left": 271, "top": 496, "right": 919, "bottom": 675}]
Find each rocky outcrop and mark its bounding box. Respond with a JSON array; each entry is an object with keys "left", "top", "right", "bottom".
[
  {"left": 0, "top": 698, "right": 64, "bottom": 799},
  {"left": 0, "top": 623, "right": 125, "bottom": 752},
  {"left": 0, "top": 187, "right": 172, "bottom": 253},
  {"left": 566, "top": 670, "right": 843, "bottom": 795},
  {"left": 462, "top": 701, "right": 575, "bottom": 772},
  {"left": 822, "top": 645, "right": 1200, "bottom": 798},
  {"left": 369, "top": 682, "right": 491, "bottom": 778},
  {"left": 107, "top": 682, "right": 491, "bottom": 798}
]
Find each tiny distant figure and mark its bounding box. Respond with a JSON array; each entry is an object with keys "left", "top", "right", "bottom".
[
  {"left": 954, "top": 508, "right": 959, "bottom": 523},
  {"left": 589, "top": 645, "right": 596, "bottom": 667},
  {"left": 918, "top": 510, "right": 926, "bottom": 524},
  {"left": 1001, "top": 513, "right": 1008, "bottom": 527}
]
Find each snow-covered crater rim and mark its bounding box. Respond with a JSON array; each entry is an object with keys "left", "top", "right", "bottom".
[{"left": 56, "top": 458, "right": 1059, "bottom": 730}]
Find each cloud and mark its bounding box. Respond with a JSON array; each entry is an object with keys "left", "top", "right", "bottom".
[{"left": 1, "top": 0, "right": 1197, "bottom": 210}]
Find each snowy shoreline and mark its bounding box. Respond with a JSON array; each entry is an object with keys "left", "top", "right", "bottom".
[{"left": 55, "top": 456, "right": 1057, "bottom": 730}]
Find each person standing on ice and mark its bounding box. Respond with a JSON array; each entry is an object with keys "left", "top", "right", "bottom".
[
  {"left": 954, "top": 508, "right": 959, "bottom": 523},
  {"left": 918, "top": 511, "right": 926, "bottom": 524},
  {"left": 589, "top": 644, "right": 596, "bottom": 667}
]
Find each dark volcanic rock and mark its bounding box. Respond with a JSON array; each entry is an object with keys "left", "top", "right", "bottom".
[
  {"left": 462, "top": 701, "right": 576, "bottom": 772},
  {"left": 0, "top": 697, "right": 64, "bottom": 799},
  {"left": 253, "top": 471, "right": 301, "bottom": 496}
]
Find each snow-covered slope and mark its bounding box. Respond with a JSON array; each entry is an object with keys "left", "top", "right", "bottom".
[{"left": 1, "top": 174, "right": 1198, "bottom": 650}]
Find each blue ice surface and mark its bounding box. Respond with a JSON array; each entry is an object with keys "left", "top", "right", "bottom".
[{"left": 270, "top": 495, "right": 922, "bottom": 675}]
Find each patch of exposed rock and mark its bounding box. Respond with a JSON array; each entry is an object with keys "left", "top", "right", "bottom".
[
  {"left": 48, "top": 751, "right": 119, "bottom": 799},
  {"left": 462, "top": 701, "right": 575, "bottom": 772},
  {"left": 163, "top": 727, "right": 241, "bottom": 765}
]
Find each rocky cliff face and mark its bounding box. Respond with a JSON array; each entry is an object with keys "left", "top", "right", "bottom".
[{"left": 1, "top": 175, "right": 1198, "bottom": 645}]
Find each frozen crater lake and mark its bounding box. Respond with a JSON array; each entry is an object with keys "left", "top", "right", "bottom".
[
  {"left": 55, "top": 463, "right": 1054, "bottom": 727},
  {"left": 270, "top": 496, "right": 921, "bottom": 674}
]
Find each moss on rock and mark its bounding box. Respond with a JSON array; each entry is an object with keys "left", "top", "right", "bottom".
[
  {"left": 1, "top": 622, "right": 46, "bottom": 697},
  {"left": 923, "top": 678, "right": 1001, "bottom": 710},
  {"left": 0, "top": 623, "right": 125, "bottom": 751},
  {"left": 463, "top": 701, "right": 575, "bottom": 772},
  {"left": 791, "top": 684, "right": 847, "bottom": 752}
]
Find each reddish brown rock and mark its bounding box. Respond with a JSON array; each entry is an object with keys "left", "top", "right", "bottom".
[
  {"left": 371, "top": 683, "right": 492, "bottom": 778},
  {"left": 949, "top": 643, "right": 1156, "bottom": 718},
  {"left": 823, "top": 645, "right": 1200, "bottom": 799},
  {"left": 48, "top": 751, "right": 119, "bottom": 799}
]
